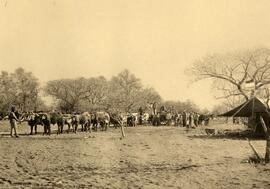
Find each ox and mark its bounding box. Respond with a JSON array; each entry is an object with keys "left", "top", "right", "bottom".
[{"left": 92, "top": 112, "right": 110, "bottom": 131}]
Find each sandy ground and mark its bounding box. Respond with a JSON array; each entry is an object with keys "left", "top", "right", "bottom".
[{"left": 1, "top": 120, "right": 270, "bottom": 189}]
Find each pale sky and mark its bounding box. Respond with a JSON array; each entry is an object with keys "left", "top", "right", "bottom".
[{"left": 1, "top": 0, "right": 270, "bottom": 110}]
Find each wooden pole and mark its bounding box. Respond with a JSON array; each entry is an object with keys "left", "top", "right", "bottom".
[
  {"left": 120, "top": 123, "right": 125, "bottom": 139},
  {"left": 260, "top": 116, "right": 268, "bottom": 134},
  {"left": 115, "top": 118, "right": 125, "bottom": 139},
  {"left": 260, "top": 116, "right": 270, "bottom": 163},
  {"left": 265, "top": 131, "right": 270, "bottom": 163},
  {"left": 247, "top": 138, "right": 261, "bottom": 161}
]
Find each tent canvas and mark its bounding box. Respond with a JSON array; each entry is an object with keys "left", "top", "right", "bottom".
[
  {"left": 219, "top": 97, "right": 270, "bottom": 117},
  {"left": 219, "top": 97, "right": 270, "bottom": 134}
]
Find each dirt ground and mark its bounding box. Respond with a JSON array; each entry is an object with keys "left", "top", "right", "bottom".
[{"left": 1, "top": 120, "right": 270, "bottom": 189}]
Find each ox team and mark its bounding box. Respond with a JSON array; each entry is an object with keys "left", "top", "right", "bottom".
[{"left": 6, "top": 105, "right": 211, "bottom": 137}]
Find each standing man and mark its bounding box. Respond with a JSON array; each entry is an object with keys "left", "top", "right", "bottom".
[
  {"left": 152, "top": 102, "right": 157, "bottom": 115},
  {"left": 9, "top": 106, "right": 20, "bottom": 138},
  {"left": 138, "top": 106, "right": 143, "bottom": 125},
  {"left": 189, "top": 112, "right": 194, "bottom": 128},
  {"left": 186, "top": 112, "right": 190, "bottom": 128},
  {"left": 182, "top": 111, "right": 187, "bottom": 127},
  {"left": 193, "top": 113, "right": 198, "bottom": 127}
]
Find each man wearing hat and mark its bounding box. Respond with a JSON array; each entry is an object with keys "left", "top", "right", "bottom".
[{"left": 8, "top": 106, "right": 20, "bottom": 137}]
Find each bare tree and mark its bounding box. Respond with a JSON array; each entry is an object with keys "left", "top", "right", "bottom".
[
  {"left": 187, "top": 48, "right": 270, "bottom": 106},
  {"left": 0, "top": 71, "right": 16, "bottom": 111},
  {"left": 109, "top": 69, "right": 143, "bottom": 112},
  {"left": 138, "top": 87, "right": 162, "bottom": 108},
  {"left": 44, "top": 78, "right": 87, "bottom": 112},
  {"left": 12, "top": 68, "right": 40, "bottom": 112},
  {"left": 0, "top": 68, "right": 41, "bottom": 112},
  {"left": 83, "top": 76, "right": 108, "bottom": 105}
]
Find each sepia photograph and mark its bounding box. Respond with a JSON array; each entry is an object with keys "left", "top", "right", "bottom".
[{"left": 1, "top": 0, "right": 270, "bottom": 188}]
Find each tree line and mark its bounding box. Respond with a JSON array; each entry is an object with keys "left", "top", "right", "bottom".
[
  {"left": 3, "top": 48, "right": 270, "bottom": 115},
  {"left": 0, "top": 68, "right": 202, "bottom": 114}
]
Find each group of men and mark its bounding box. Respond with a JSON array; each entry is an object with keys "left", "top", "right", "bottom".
[
  {"left": 180, "top": 111, "right": 200, "bottom": 128},
  {"left": 148, "top": 111, "right": 208, "bottom": 127},
  {"left": 144, "top": 103, "right": 210, "bottom": 127}
]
